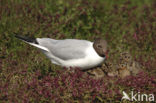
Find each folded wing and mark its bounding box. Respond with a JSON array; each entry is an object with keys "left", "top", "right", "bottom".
[{"left": 37, "top": 38, "right": 91, "bottom": 60}]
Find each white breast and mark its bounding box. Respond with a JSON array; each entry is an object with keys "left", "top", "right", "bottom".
[{"left": 60, "top": 43, "right": 105, "bottom": 70}]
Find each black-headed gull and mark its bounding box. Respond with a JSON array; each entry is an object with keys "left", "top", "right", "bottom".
[{"left": 15, "top": 35, "right": 107, "bottom": 70}]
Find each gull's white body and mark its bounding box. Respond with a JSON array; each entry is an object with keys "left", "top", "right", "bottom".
[
  {"left": 16, "top": 36, "right": 105, "bottom": 70},
  {"left": 40, "top": 41, "right": 104, "bottom": 69}
]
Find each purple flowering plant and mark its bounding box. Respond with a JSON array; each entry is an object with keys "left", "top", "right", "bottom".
[{"left": 0, "top": 0, "right": 156, "bottom": 102}]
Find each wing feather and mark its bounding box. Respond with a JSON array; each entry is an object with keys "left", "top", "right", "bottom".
[{"left": 37, "top": 38, "right": 91, "bottom": 60}]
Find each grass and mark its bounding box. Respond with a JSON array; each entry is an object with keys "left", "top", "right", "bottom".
[{"left": 0, "top": 0, "right": 156, "bottom": 102}]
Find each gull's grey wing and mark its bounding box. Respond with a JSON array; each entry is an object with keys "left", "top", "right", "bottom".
[{"left": 36, "top": 38, "right": 91, "bottom": 60}]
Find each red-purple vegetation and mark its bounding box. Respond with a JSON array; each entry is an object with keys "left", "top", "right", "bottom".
[{"left": 0, "top": 0, "right": 156, "bottom": 102}]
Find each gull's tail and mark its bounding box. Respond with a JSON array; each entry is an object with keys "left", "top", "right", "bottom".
[
  {"left": 15, "top": 34, "right": 38, "bottom": 44},
  {"left": 15, "top": 34, "right": 49, "bottom": 52}
]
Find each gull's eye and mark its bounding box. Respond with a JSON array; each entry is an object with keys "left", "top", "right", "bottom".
[{"left": 97, "top": 45, "right": 102, "bottom": 48}]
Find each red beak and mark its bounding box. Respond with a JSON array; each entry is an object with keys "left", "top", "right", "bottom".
[{"left": 105, "top": 51, "right": 109, "bottom": 59}]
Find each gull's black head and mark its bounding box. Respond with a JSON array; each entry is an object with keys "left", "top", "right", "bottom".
[{"left": 93, "top": 38, "right": 107, "bottom": 57}]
